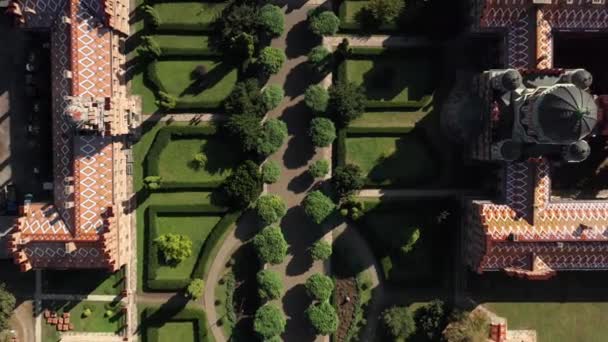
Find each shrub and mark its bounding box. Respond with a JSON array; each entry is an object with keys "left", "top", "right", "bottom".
[
  {"left": 306, "top": 301, "right": 339, "bottom": 335},
  {"left": 255, "top": 194, "right": 287, "bottom": 225},
  {"left": 304, "top": 85, "right": 329, "bottom": 113},
  {"left": 328, "top": 81, "right": 366, "bottom": 126},
  {"left": 339, "top": 196, "right": 364, "bottom": 220},
  {"left": 400, "top": 228, "right": 420, "bottom": 254},
  {"left": 257, "top": 270, "right": 283, "bottom": 301},
  {"left": 335, "top": 38, "right": 352, "bottom": 62},
  {"left": 310, "top": 240, "right": 332, "bottom": 261},
  {"left": 366, "top": 0, "right": 404, "bottom": 24},
  {"left": 186, "top": 279, "right": 205, "bottom": 300},
  {"left": 305, "top": 273, "right": 334, "bottom": 301},
  {"left": 215, "top": 3, "right": 260, "bottom": 58},
  {"left": 262, "top": 161, "right": 281, "bottom": 184},
  {"left": 443, "top": 310, "right": 489, "bottom": 342},
  {"left": 307, "top": 45, "right": 332, "bottom": 73},
  {"left": 303, "top": 190, "right": 335, "bottom": 224},
  {"left": 137, "top": 36, "right": 161, "bottom": 60},
  {"left": 308, "top": 159, "right": 330, "bottom": 178},
  {"left": 332, "top": 164, "right": 364, "bottom": 199},
  {"left": 225, "top": 113, "right": 262, "bottom": 154},
  {"left": 143, "top": 176, "right": 162, "bottom": 190},
  {"left": 142, "top": 5, "right": 160, "bottom": 28},
  {"left": 253, "top": 226, "right": 288, "bottom": 265},
  {"left": 104, "top": 310, "right": 113, "bottom": 317},
  {"left": 192, "top": 153, "right": 207, "bottom": 169},
  {"left": 415, "top": 300, "right": 446, "bottom": 340},
  {"left": 154, "top": 233, "right": 193, "bottom": 265},
  {"left": 223, "top": 160, "right": 263, "bottom": 208},
  {"left": 224, "top": 79, "right": 267, "bottom": 117},
  {"left": 257, "top": 118, "right": 288, "bottom": 157},
  {"left": 309, "top": 117, "right": 336, "bottom": 147},
  {"left": 258, "top": 47, "right": 286, "bottom": 75},
  {"left": 309, "top": 10, "right": 340, "bottom": 36},
  {"left": 259, "top": 4, "right": 285, "bottom": 37},
  {"left": 254, "top": 304, "right": 286, "bottom": 339},
  {"left": 262, "top": 85, "right": 284, "bottom": 111},
  {"left": 382, "top": 306, "right": 416, "bottom": 340},
  {"left": 82, "top": 308, "right": 92, "bottom": 318},
  {"left": 156, "top": 91, "right": 177, "bottom": 110}
]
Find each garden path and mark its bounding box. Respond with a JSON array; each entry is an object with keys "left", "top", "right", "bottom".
[{"left": 264, "top": 2, "right": 331, "bottom": 341}]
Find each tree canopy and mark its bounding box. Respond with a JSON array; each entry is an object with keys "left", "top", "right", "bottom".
[
  {"left": 254, "top": 304, "right": 286, "bottom": 339},
  {"left": 154, "top": 233, "right": 193, "bottom": 265},
  {"left": 253, "top": 226, "right": 288, "bottom": 265}
]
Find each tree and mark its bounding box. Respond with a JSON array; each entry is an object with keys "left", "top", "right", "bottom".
[
  {"left": 305, "top": 273, "right": 334, "bottom": 301},
  {"left": 255, "top": 194, "right": 287, "bottom": 225},
  {"left": 401, "top": 228, "right": 420, "bottom": 254},
  {"left": 254, "top": 304, "right": 286, "bottom": 339},
  {"left": 262, "top": 161, "right": 281, "bottom": 184},
  {"left": 308, "top": 10, "right": 340, "bottom": 36},
  {"left": 257, "top": 270, "right": 283, "bottom": 301},
  {"left": 154, "top": 233, "right": 193, "bottom": 265},
  {"left": 216, "top": 3, "right": 260, "bottom": 58},
  {"left": 259, "top": 4, "right": 285, "bottom": 37},
  {"left": 225, "top": 113, "right": 262, "bottom": 154},
  {"left": 223, "top": 160, "right": 263, "bottom": 208},
  {"left": 332, "top": 164, "right": 364, "bottom": 198},
  {"left": 0, "top": 284, "right": 15, "bottom": 330},
  {"left": 309, "top": 159, "right": 330, "bottom": 178},
  {"left": 366, "top": 0, "right": 404, "bottom": 24},
  {"left": 258, "top": 47, "right": 286, "bottom": 75},
  {"left": 224, "top": 78, "right": 267, "bottom": 117},
  {"left": 303, "top": 190, "right": 335, "bottom": 224},
  {"left": 328, "top": 81, "right": 366, "bottom": 126},
  {"left": 415, "top": 299, "right": 446, "bottom": 340},
  {"left": 309, "top": 117, "right": 336, "bottom": 147},
  {"left": 193, "top": 65, "right": 207, "bottom": 80},
  {"left": 382, "top": 306, "right": 416, "bottom": 340},
  {"left": 262, "top": 85, "right": 284, "bottom": 111},
  {"left": 257, "top": 118, "right": 287, "bottom": 157},
  {"left": 253, "top": 226, "right": 288, "bottom": 265},
  {"left": 304, "top": 85, "right": 329, "bottom": 113},
  {"left": 186, "top": 279, "right": 205, "bottom": 300},
  {"left": 307, "top": 45, "right": 332, "bottom": 73},
  {"left": 192, "top": 152, "right": 207, "bottom": 169},
  {"left": 443, "top": 310, "right": 489, "bottom": 342},
  {"left": 306, "top": 301, "right": 339, "bottom": 335},
  {"left": 310, "top": 240, "right": 332, "bottom": 261},
  {"left": 335, "top": 38, "right": 352, "bottom": 62}
]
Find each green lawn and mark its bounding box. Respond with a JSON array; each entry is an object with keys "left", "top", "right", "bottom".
[
  {"left": 157, "top": 137, "right": 239, "bottom": 184},
  {"left": 153, "top": 2, "right": 227, "bottom": 31},
  {"left": 154, "top": 35, "right": 219, "bottom": 57},
  {"left": 152, "top": 214, "right": 222, "bottom": 280},
  {"left": 343, "top": 57, "right": 435, "bottom": 104},
  {"left": 42, "top": 270, "right": 123, "bottom": 295},
  {"left": 158, "top": 322, "right": 196, "bottom": 341},
  {"left": 339, "top": 0, "right": 399, "bottom": 30},
  {"left": 345, "top": 135, "right": 439, "bottom": 187},
  {"left": 349, "top": 110, "right": 430, "bottom": 129},
  {"left": 149, "top": 60, "right": 237, "bottom": 109},
  {"left": 132, "top": 71, "right": 158, "bottom": 114},
  {"left": 486, "top": 302, "right": 608, "bottom": 342},
  {"left": 42, "top": 301, "right": 122, "bottom": 335}
]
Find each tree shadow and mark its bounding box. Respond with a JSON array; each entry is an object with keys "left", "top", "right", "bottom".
[
  {"left": 285, "top": 19, "right": 320, "bottom": 59},
  {"left": 280, "top": 206, "right": 326, "bottom": 276},
  {"left": 287, "top": 170, "right": 314, "bottom": 194},
  {"left": 200, "top": 137, "right": 243, "bottom": 176},
  {"left": 229, "top": 242, "right": 260, "bottom": 339},
  {"left": 283, "top": 62, "right": 325, "bottom": 98},
  {"left": 179, "top": 63, "right": 233, "bottom": 97},
  {"left": 281, "top": 284, "right": 317, "bottom": 342},
  {"left": 135, "top": 293, "right": 189, "bottom": 334},
  {"left": 233, "top": 210, "right": 261, "bottom": 242},
  {"left": 279, "top": 101, "right": 316, "bottom": 169}
]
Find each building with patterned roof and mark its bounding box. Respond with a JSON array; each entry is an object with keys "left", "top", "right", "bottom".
[
  {"left": 464, "top": 0, "right": 608, "bottom": 280},
  {"left": 4, "top": 0, "right": 140, "bottom": 271}
]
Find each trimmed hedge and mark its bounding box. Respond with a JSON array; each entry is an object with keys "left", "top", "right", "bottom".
[
  {"left": 140, "top": 306, "right": 213, "bottom": 342},
  {"left": 144, "top": 204, "right": 241, "bottom": 291},
  {"left": 345, "top": 126, "right": 415, "bottom": 134},
  {"left": 154, "top": 35, "right": 221, "bottom": 57},
  {"left": 144, "top": 125, "right": 229, "bottom": 190}
]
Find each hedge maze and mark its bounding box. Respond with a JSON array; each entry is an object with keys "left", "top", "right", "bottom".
[{"left": 140, "top": 306, "right": 213, "bottom": 342}]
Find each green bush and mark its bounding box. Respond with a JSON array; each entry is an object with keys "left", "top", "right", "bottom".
[
  {"left": 310, "top": 240, "right": 332, "bottom": 261},
  {"left": 309, "top": 10, "right": 340, "bottom": 36},
  {"left": 253, "top": 226, "right": 288, "bottom": 265},
  {"left": 328, "top": 81, "right": 366, "bottom": 126},
  {"left": 303, "top": 190, "right": 335, "bottom": 224},
  {"left": 305, "top": 273, "right": 334, "bottom": 301},
  {"left": 366, "top": 0, "right": 404, "bottom": 25},
  {"left": 443, "top": 310, "right": 489, "bottom": 342},
  {"left": 257, "top": 118, "right": 287, "bottom": 157},
  {"left": 307, "top": 45, "right": 333, "bottom": 73},
  {"left": 223, "top": 160, "right": 263, "bottom": 208},
  {"left": 192, "top": 152, "right": 207, "bottom": 169},
  {"left": 142, "top": 5, "right": 160, "bottom": 28},
  {"left": 186, "top": 278, "right": 205, "bottom": 300},
  {"left": 225, "top": 113, "right": 262, "bottom": 154},
  {"left": 82, "top": 308, "right": 92, "bottom": 318},
  {"left": 304, "top": 85, "right": 329, "bottom": 113},
  {"left": 143, "top": 176, "right": 162, "bottom": 190},
  {"left": 262, "top": 161, "right": 281, "bottom": 184},
  {"left": 262, "top": 85, "right": 284, "bottom": 111},
  {"left": 259, "top": 4, "right": 285, "bottom": 37},
  {"left": 254, "top": 304, "right": 286, "bottom": 339},
  {"left": 255, "top": 194, "right": 287, "bottom": 225},
  {"left": 215, "top": 3, "right": 260, "bottom": 58},
  {"left": 258, "top": 47, "right": 286, "bottom": 75},
  {"left": 400, "top": 228, "right": 420, "bottom": 254},
  {"left": 306, "top": 301, "right": 339, "bottom": 335},
  {"left": 154, "top": 233, "right": 193, "bottom": 265},
  {"left": 256, "top": 270, "right": 283, "bottom": 301},
  {"left": 415, "top": 299, "right": 446, "bottom": 340},
  {"left": 224, "top": 78, "right": 267, "bottom": 117},
  {"left": 382, "top": 306, "right": 416, "bottom": 340},
  {"left": 309, "top": 117, "right": 336, "bottom": 147},
  {"left": 156, "top": 91, "right": 177, "bottom": 110},
  {"left": 332, "top": 164, "right": 364, "bottom": 199},
  {"left": 308, "top": 159, "right": 330, "bottom": 178}
]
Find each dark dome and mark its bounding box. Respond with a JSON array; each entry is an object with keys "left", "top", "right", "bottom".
[
  {"left": 571, "top": 69, "right": 593, "bottom": 89},
  {"left": 502, "top": 69, "right": 522, "bottom": 91},
  {"left": 563, "top": 140, "right": 591, "bottom": 162},
  {"left": 537, "top": 85, "right": 597, "bottom": 144}
]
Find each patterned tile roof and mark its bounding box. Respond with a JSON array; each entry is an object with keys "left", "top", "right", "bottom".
[{"left": 7, "top": 0, "right": 128, "bottom": 271}]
